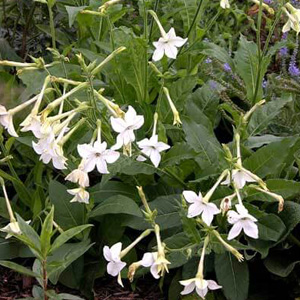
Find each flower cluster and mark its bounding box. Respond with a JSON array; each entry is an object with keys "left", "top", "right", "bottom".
[{"left": 183, "top": 130, "right": 284, "bottom": 242}]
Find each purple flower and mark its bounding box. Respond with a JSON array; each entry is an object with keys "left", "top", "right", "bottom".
[
  {"left": 289, "top": 63, "right": 300, "bottom": 77},
  {"left": 264, "top": 0, "right": 272, "bottom": 4},
  {"left": 279, "top": 47, "right": 288, "bottom": 57},
  {"left": 205, "top": 58, "right": 212, "bottom": 64},
  {"left": 262, "top": 79, "right": 268, "bottom": 89},
  {"left": 209, "top": 81, "right": 218, "bottom": 90},
  {"left": 223, "top": 63, "right": 232, "bottom": 73},
  {"left": 282, "top": 32, "right": 288, "bottom": 40}
]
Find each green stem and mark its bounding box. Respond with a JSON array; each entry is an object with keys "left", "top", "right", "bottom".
[
  {"left": 143, "top": 1, "right": 149, "bottom": 103},
  {"left": 252, "top": 0, "right": 263, "bottom": 103},
  {"left": 48, "top": 4, "right": 56, "bottom": 49},
  {"left": 149, "top": 0, "right": 160, "bottom": 40},
  {"left": 42, "top": 260, "right": 48, "bottom": 300}
]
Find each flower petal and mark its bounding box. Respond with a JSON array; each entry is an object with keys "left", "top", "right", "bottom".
[
  {"left": 183, "top": 190, "right": 199, "bottom": 203},
  {"left": 242, "top": 220, "right": 259, "bottom": 239},
  {"left": 227, "top": 222, "right": 243, "bottom": 240},
  {"left": 150, "top": 149, "right": 161, "bottom": 167},
  {"left": 164, "top": 43, "right": 178, "bottom": 59},
  {"left": 141, "top": 252, "right": 155, "bottom": 267}
]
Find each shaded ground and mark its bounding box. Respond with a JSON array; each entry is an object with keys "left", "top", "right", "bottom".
[{"left": 0, "top": 267, "right": 165, "bottom": 300}]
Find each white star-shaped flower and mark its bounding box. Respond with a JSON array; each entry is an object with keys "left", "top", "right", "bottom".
[
  {"left": 103, "top": 242, "right": 126, "bottom": 286},
  {"left": 282, "top": 4, "right": 300, "bottom": 33},
  {"left": 20, "top": 114, "right": 43, "bottom": 138},
  {"left": 140, "top": 252, "right": 160, "bottom": 279},
  {"left": 32, "top": 131, "right": 67, "bottom": 170},
  {"left": 227, "top": 204, "right": 258, "bottom": 240},
  {"left": 183, "top": 191, "right": 220, "bottom": 226},
  {"left": 67, "top": 187, "right": 90, "bottom": 204},
  {"left": 137, "top": 135, "right": 170, "bottom": 167},
  {"left": 0, "top": 220, "right": 30, "bottom": 239},
  {"left": 180, "top": 277, "right": 222, "bottom": 299},
  {"left": 110, "top": 106, "right": 144, "bottom": 150},
  {"left": 220, "top": 0, "right": 230, "bottom": 9},
  {"left": 152, "top": 28, "right": 187, "bottom": 61},
  {"left": 221, "top": 169, "right": 257, "bottom": 189},
  {"left": 0, "top": 105, "right": 18, "bottom": 137},
  {"left": 77, "top": 141, "right": 120, "bottom": 174}
]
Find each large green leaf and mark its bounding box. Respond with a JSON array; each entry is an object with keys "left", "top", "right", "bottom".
[
  {"left": 243, "top": 137, "right": 300, "bottom": 178},
  {"left": 124, "top": 194, "right": 182, "bottom": 230},
  {"left": 234, "top": 35, "right": 266, "bottom": 102},
  {"left": 257, "top": 214, "right": 286, "bottom": 242},
  {"left": 182, "top": 117, "right": 224, "bottom": 169},
  {"left": 247, "top": 95, "right": 293, "bottom": 137},
  {"left": 49, "top": 180, "right": 85, "bottom": 230},
  {"left": 90, "top": 181, "right": 139, "bottom": 204},
  {"left": 89, "top": 195, "right": 143, "bottom": 219},
  {"left": 215, "top": 252, "right": 249, "bottom": 300}
]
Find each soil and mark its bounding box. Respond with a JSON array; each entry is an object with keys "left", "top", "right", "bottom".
[{"left": 0, "top": 267, "right": 165, "bottom": 300}]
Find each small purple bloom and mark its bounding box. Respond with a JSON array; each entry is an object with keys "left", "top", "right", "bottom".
[
  {"left": 264, "top": 0, "right": 272, "bottom": 4},
  {"left": 289, "top": 63, "right": 300, "bottom": 77},
  {"left": 209, "top": 81, "right": 218, "bottom": 90},
  {"left": 223, "top": 63, "right": 232, "bottom": 73},
  {"left": 262, "top": 79, "right": 268, "bottom": 89},
  {"left": 205, "top": 58, "right": 212, "bottom": 64},
  {"left": 279, "top": 47, "right": 288, "bottom": 57},
  {"left": 282, "top": 32, "right": 288, "bottom": 40}
]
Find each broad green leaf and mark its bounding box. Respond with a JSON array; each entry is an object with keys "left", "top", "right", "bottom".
[
  {"left": 0, "top": 238, "right": 32, "bottom": 260},
  {"left": 247, "top": 95, "right": 293, "bottom": 137},
  {"left": 264, "top": 252, "right": 300, "bottom": 277},
  {"left": 182, "top": 117, "right": 224, "bottom": 169},
  {"left": 161, "top": 143, "right": 196, "bottom": 167},
  {"left": 185, "top": 83, "right": 221, "bottom": 127},
  {"left": 215, "top": 252, "right": 249, "bottom": 300},
  {"left": 234, "top": 35, "right": 265, "bottom": 102},
  {"left": 257, "top": 214, "right": 286, "bottom": 242},
  {"left": 243, "top": 137, "right": 300, "bottom": 178},
  {"left": 0, "top": 260, "right": 41, "bottom": 278},
  {"left": 90, "top": 181, "right": 139, "bottom": 204},
  {"left": 124, "top": 194, "right": 182, "bottom": 230},
  {"left": 49, "top": 180, "right": 85, "bottom": 230},
  {"left": 89, "top": 195, "right": 143, "bottom": 219},
  {"left": 50, "top": 224, "right": 93, "bottom": 253},
  {"left": 277, "top": 201, "right": 300, "bottom": 240},
  {"left": 201, "top": 41, "right": 234, "bottom": 67}
]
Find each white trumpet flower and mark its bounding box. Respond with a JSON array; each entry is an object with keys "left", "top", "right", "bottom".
[
  {"left": 153, "top": 28, "right": 188, "bottom": 61},
  {"left": 67, "top": 187, "right": 90, "bottom": 204},
  {"left": 103, "top": 242, "right": 126, "bottom": 286},
  {"left": 282, "top": 4, "right": 300, "bottom": 34},
  {"left": 227, "top": 204, "right": 258, "bottom": 240},
  {"left": 183, "top": 191, "right": 220, "bottom": 225},
  {"left": 65, "top": 165, "right": 90, "bottom": 187},
  {"left": 221, "top": 168, "right": 257, "bottom": 189},
  {"left": 0, "top": 220, "right": 30, "bottom": 239},
  {"left": 180, "top": 277, "right": 222, "bottom": 298},
  {"left": 111, "top": 106, "right": 144, "bottom": 150}
]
